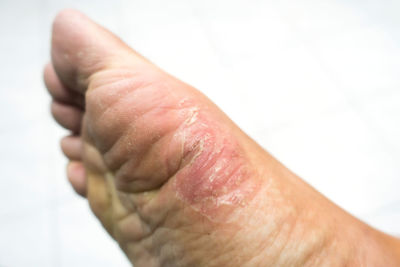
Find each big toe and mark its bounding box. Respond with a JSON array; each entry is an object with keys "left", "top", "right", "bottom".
[{"left": 51, "top": 9, "right": 146, "bottom": 93}]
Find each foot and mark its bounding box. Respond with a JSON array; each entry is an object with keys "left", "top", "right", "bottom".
[{"left": 45, "top": 9, "right": 400, "bottom": 267}]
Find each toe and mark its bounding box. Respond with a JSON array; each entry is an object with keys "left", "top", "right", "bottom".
[
  {"left": 67, "top": 161, "right": 87, "bottom": 197},
  {"left": 51, "top": 101, "right": 83, "bottom": 133},
  {"left": 44, "top": 63, "right": 84, "bottom": 108},
  {"left": 61, "top": 135, "right": 83, "bottom": 160},
  {"left": 51, "top": 9, "right": 146, "bottom": 93}
]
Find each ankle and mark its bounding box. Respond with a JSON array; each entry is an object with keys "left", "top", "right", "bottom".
[
  {"left": 348, "top": 224, "right": 400, "bottom": 266},
  {"left": 250, "top": 178, "right": 400, "bottom": 267},
  {"left": 302, "top": 209, "right": 400, "bottom": 266}
]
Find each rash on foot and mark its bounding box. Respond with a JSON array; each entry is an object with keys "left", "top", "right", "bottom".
[{"left": 172, "top": 110, "right": 260, "bottom": 221}]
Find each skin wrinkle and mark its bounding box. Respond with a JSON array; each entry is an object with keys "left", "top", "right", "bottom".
[
  {"left": 154, "top": 215, "right": 183, "bottom": 260},
  {"left": 193, "top": 226, "right": 242, "bottom": 267},
  {"left": 239, "top": 180, "right": 296, "bottom": 266},
  {"left": 128, "top": 208, "right": 185, "bottom": 266},
  {"left": 302, "top": 234, "right": 330, "bottom": 267},
  {"left": 86, "top": 81, "right": 155, "bottom": 153},
  {"left": 273, "top": 215, "right": 301, "bottom": 266},
  {"left": 113, "top": 193, "right": 172, "bottom": 263},
  {"left": 116, "top": 201, "right": 167, "bottom": 246},
  {"left": 86, "top": 170, "right": 114, "bottom": 234},
  {"left": 124, "top": 172, "right": 187, "bottom": 231},
  {"left": 245, "top": 215, "right": 290, "bottom": 266},
  {"left": 90, "top": 84, "right": 188, "bottom": 170},
  {"left": 105, "top": 172, "right": 131, "bottom": 240},
  {"left": 115, "top": 127, "right": 180, "bottom": 192},
  {"left": 89, "top": 70, "right": 157, "bottom": 102},
  {"left": 124, "top": 191, "right": 159, "bottom": 228},
  {"left": 108, "top": 104, "right": 197, "bottom": 181},
  {"left": 100, "top": 107, "right": 162, "bottom": 170},
  {"left": 113, "top": 211, "right": 143, "bottom": 243},
  {"left": 76, "top": 46, "right": 128, "bottom": 90},
  {"left": 299, "top": 214, "right": 335, "bottom": 266},
  {"left": 87, "top": 71, "right": 151, "bottom": 103}
]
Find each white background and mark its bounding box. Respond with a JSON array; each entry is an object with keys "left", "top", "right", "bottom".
[{"left": 0, "top": 0, "right": 399, "bottom": 266}]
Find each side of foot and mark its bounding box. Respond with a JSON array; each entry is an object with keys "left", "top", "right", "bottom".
[{"left": 45, "top": 9, "right": 400, "bottom": 267}]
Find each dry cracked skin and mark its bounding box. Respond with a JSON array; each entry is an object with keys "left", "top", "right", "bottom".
[{"left": 45, "top": 9, "right": 400, "bottom": 267}]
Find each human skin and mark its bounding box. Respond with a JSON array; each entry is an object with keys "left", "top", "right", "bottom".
[{"left": 44, "top": 9, "right": 400, "bottom": 267}]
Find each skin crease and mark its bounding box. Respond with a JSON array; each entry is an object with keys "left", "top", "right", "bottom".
[{"left": 45, "top": 9, "right": 400, "bottom": 267}]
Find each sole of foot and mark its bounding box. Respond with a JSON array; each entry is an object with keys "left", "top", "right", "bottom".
[{"left": 45, "top": 9, "right": 400, "bottom": 267}]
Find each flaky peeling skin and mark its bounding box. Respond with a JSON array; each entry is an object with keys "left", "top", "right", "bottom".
[
  {"left": 172, "top": 109, "right": 261, "bottom": 220},
  {"left": 85, "top": 69, "right": 263, "bottom": 222}
]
